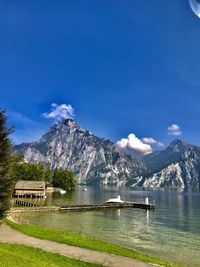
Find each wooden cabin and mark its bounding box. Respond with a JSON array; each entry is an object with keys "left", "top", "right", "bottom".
[{"left": 14, "top": 180, "right": 46, "bottom": 198}]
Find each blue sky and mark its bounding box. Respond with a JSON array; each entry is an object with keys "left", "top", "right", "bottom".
[{"left": 1, "top": 0, "right": 200, "bottom": 155}]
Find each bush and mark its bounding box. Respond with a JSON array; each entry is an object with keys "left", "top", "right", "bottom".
[{"left": 52, "top": 168, "right": 76, "bottom": 191}]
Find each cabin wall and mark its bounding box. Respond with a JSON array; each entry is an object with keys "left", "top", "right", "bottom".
[{"left": 14, "top": 189, "right": 45, "bottom": 196}]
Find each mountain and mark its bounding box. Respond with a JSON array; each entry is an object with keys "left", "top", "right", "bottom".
[
  {"left": 139, "top": 139, "right": 200, "bottom": 189},
  {"left": 13, "top": 121, "right": 200, "bottom": 189},
  {"left": 13, "top": 119, "right": 147, "bottom": 185}
]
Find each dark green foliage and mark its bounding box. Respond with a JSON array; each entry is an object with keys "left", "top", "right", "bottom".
[
  {"left": 44, "top": 164, "right": 52, "bottom": 183},
  {"left": 11, "top": 161, "right": 75, "bottom": 190},
  {"left": 0, "top": 109, "right": 15, "bottom": 218},
  {"left": 52, "top": 168, "right": 76, "bottom": 191},
  {"left": 11, "top": 162, "right": 52, "bottom": 182}
]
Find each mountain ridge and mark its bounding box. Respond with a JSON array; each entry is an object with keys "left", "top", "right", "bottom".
[{"left": 13, "top": 120, "right": 200, "bottom": 189}]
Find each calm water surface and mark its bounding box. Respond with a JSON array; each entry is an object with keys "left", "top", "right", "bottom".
[{"left": 14, "top": 186, "right": 200, "bottom": 267}]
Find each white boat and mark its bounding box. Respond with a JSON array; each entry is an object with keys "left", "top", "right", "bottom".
[
  {"left": 83, "top": 188, "right": 88, "bottom": 191},
  {"left": 105, "top": 195, "right": 124, "bottom": 204},
  {"left": 59, "top": 189, "right": 66, "bottom": 194}
]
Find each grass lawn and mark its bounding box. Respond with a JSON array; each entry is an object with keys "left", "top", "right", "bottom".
[
  {"left": 0, "top": 243, "right": 101, "bottom": 267},
  {"left": 5, "top": 218, "right": 182, "bottom": 267}
]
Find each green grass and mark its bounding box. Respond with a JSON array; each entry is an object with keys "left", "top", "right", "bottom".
[
  {"left": 0, "top": 243, "right": 101, "bottom": 267},
  {"left": 5, "top": 218, "right": 183, "bottom": 267}
]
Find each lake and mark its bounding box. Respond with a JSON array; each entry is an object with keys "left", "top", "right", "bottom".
[{"left": 13, "top": 185, "right": 200, "bottom": 267}]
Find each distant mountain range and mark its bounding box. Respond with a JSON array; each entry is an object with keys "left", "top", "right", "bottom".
[{"left": 13, "top": 119, "right": 200, "bottom": 189}]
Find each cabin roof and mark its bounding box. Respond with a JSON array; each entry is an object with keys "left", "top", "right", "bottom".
[{"left": 15, "top": 180, "right": 46, "bottom": 190}]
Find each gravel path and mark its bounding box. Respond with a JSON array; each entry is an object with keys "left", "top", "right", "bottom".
[{"left": 0, "top": 222, "right": 157, "bottom": 267}]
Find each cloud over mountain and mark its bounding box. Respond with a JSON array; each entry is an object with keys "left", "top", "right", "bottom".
[
  {"left": 142, "top": 137, "right": 164, "bottom": 147},
  {"left": 115, "top": 133, "right": 152, "bottom": 157},
  {"left": 42, "top": 103, "right": 75, "bottom": 121}
]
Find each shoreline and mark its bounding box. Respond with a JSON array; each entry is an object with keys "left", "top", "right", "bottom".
[
  {"left": 3, "top": 217, "right": 182, "bottom": 267},
  {"left": 0, "top": 220, "right": 156, "bottom": 267}
]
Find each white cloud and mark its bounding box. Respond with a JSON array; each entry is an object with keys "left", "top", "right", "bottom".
[
  {"left": 142, "top": 137, "right": 164, "bottom": 147},
  {"left": 115, "top": 133, "right": 152, "bottom": 158},
  {"left": 168, "top": 124, "right": 182, "bottom": 136},
  {"left": 42, "top": 103, "right": 75, "bottom": 121}
]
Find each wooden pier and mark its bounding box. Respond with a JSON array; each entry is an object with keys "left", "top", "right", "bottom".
[
  {"left": 59, "top": 202, "right": 155, "bottom": 212},
  {"left": 10, "top": 200, "right": 155, "bottom": 214},
  {"left": 10, "top": 207, "right": 59, "bottom": 213}
]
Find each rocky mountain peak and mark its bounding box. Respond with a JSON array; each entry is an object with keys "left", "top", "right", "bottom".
[
  {"left": 57, "top": 118, "right": 78, "bottom": 128},
  {"left": 39, "top": 119, "right": 88, "bottom": 143},
  {"left": 55, "top": 118, "right": 85, "bottom": 132},
  {"left": 167, "top": 139, "right": 186, "bottom": 152}
]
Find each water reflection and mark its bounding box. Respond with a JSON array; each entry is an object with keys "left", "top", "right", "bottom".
[
  {"left": 117, "top": 209, "right": 120, "bottom": 218},
  {"left": 146, "top": 209, "right": 149, "bottom": 222}
]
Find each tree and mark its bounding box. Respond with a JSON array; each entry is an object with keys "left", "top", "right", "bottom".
[
  {"left": 11, "top": 162, "right": 51, "bottom": 182},
  {"left": 52, "top": 168, "right": 76, "bottom": 191},
  {"left": 0, "top": 109, "right": 15, "bottom": 218},
  {"left": 52, "top": 167, "right": 61, "bottom": 187},
  {"left": 64, "top": 169, "right": 76, "bottom": 191},
  {"left": 44, "top": 164, "right": 52, "bottom": 183}
]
